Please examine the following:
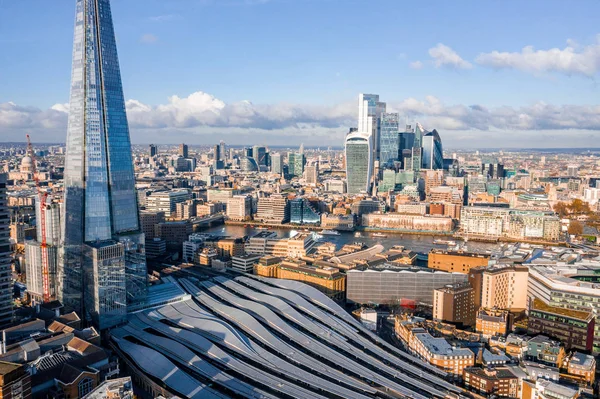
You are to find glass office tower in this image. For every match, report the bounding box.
[59,0,147,329]
[345,131,372,194]
[379,112,400,166]
[422,129,444,170]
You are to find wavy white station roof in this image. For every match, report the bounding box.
[201,278,449,398]
[112,275,463,399]
[112,338,227,399]
[240,274,461,394]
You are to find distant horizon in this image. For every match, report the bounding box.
[3,140,600,153]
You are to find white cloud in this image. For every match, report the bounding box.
[428,43,473,69]
[125,91,355,130]
[140,33,158,44]
[475,36,600,77]
[409,61,423,70]
[2,92,600,146]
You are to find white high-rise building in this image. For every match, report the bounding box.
[345,131,372,194]
[346,94,386,194]
[358,93,386,163]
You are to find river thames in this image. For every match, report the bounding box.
[199,224,499,255]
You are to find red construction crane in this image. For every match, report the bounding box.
[26,135,50,303]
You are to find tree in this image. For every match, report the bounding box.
[553,202,569,218]
[568,199,592,215]
[568,220,584,235]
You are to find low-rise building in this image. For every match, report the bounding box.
[476,308,513,337]
[522,379,578,399]
[395,320,474,377]
[564,352,596,386]
[362,212,454,232]
[463,367,519,398]
[232,254,262,273]
[526,335,566,367]
[254,258,345,301]
[320,214,355,231]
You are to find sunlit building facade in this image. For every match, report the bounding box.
[345,131,372,194]
[379,112,400,166]
[59,0,147,329]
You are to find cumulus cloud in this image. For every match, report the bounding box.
[125,91,355,130]
[428,43,473,69]
[475,36,600,77]
[1,92,599,146]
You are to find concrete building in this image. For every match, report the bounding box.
[255,195,289,223]
[460,206,560,241]
[481,264,529,311]
[320,214,355,231]
[528,263,600,353]
[305,164,319,185]
[231,254,262,273]
[428,249,490,273]
[0,362,31,399]
[361,213,454,232]
[145,190,192,217]
[245,231,317,259]
[155,221,193,251]
[528,298,595,353]
[139,211,165,240]
[254,258,346,301]
[207,188,240,204]
[433,283,476,327]
[226,195,253,221]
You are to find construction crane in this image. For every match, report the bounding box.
[26,135,50,303]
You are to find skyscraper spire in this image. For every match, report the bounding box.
[59,0,147,329]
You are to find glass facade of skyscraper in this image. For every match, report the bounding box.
[288,152,305,177]
[422,130,444,170]
[379,112,400,166]
[345,132,372,194]
[290,198,320,224]
[59,0,147,329]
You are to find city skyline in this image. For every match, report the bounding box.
[1,0,600,147]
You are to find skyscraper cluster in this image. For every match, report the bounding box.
[345,94,445,194]
[58,0,147,330]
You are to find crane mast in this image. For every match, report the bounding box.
[26,135,50,303]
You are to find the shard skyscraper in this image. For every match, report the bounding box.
[59,0,147,330]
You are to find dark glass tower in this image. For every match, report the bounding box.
[59,0,147,329]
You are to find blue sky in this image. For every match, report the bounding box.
[1,0,599,147]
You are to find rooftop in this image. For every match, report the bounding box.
[531,298,593,321]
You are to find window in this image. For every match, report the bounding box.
[78,377,94,398]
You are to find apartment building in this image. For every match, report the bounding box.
[433,283,476,327]
[481,264,529,311]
